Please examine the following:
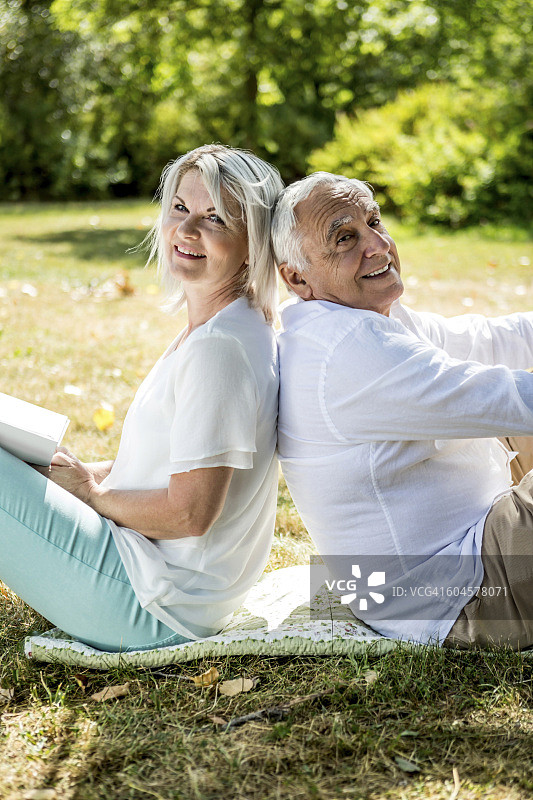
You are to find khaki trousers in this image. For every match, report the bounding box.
[444,436,533,650]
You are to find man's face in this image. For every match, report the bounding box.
[283,183,403,316]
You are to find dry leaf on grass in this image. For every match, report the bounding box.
[23,791,56,800]
[73,674,88,693]
[93,403,115,431]
[189,667,219,687]
[363,670,379,685]
[394,756,421,773]
[64,384,83,397]
[0,687,14,704]
[91,682,130,702]
[208,715,228,726]
[218,677,255,697]
[114,271,135,296]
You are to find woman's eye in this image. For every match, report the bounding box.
[208,214,225,225]
[172,202,187,212]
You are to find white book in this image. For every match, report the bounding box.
[0,392,70,466]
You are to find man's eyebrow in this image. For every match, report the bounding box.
[174,194,216,213]
[326,216,353,242]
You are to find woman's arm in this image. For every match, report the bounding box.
[39,448,233,540]
[88,466,233,539]
[84,460,114,484]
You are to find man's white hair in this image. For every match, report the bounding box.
[271,172,374,272]
[148,144,284,321]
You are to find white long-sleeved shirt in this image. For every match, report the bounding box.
[278,299,533,644]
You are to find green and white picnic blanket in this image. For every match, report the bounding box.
[26,565,530,669]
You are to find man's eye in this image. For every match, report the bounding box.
[337,233,352,243]
[369,217,381,227]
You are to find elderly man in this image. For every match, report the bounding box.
[272,171,533,649]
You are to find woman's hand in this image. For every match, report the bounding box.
[34,446,97,505]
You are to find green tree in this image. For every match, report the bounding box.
[2,0,530,199]
[0,0,80,198]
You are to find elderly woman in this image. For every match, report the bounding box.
[0,144,283,651]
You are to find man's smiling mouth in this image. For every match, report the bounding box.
[363,262,391,278]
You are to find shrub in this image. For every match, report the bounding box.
[308,82,532,226]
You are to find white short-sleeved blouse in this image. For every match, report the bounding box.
[102,297,279,639]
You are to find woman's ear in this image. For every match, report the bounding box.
[278,264,313,300]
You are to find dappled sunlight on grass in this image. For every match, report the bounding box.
[0,199,156,283]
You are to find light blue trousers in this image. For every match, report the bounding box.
[0,446,188,652]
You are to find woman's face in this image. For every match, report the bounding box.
[162,169,249,294]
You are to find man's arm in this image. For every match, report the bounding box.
[325,316,533,443]
[394,306,533,368]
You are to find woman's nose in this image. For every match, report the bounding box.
[178,214,200,239]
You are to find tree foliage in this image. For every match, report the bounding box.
[0,0,530,222]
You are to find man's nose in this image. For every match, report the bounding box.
[364,229,390,257]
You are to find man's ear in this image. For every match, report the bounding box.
[279,263,313,300]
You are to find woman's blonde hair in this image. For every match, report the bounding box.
[147,144,284,321]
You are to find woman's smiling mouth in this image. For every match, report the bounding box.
[175,244,206,259]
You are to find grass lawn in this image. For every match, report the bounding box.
[0,200,532,800]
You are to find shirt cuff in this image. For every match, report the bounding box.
[169,449,254,473]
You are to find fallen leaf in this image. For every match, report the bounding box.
[218,677,254,697]
[114,271,135,296]
[208,715,228,726]
[64,384,83,396]
[73,674,88,693]
[90,682,130,702]
[93,403,115,432]
[190,667,219,687]
[23,790,56,800]
[363,670,378,685]
[0,687,14,704]
[394,755,421,773]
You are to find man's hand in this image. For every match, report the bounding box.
[33,446,97,505]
